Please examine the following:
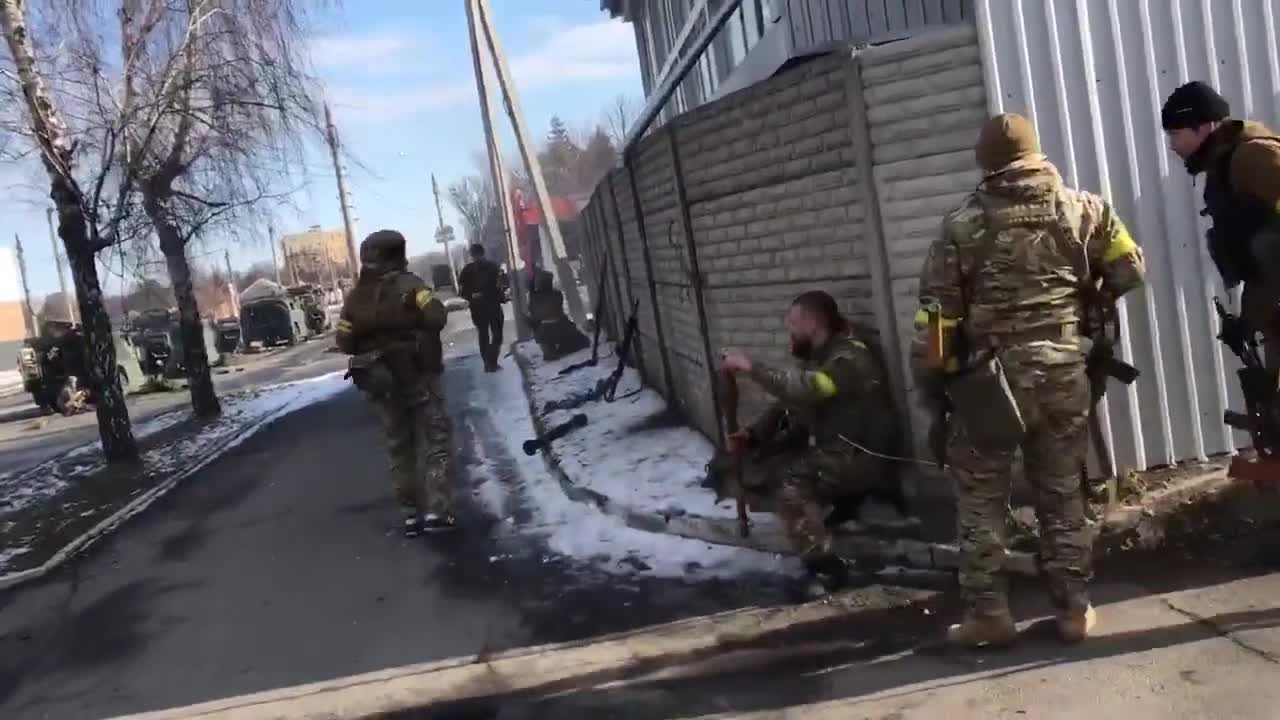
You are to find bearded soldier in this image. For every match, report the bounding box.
[336,230,458,536]
[721,290,905,598]
[914,114,1145,647]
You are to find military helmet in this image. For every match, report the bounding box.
[360,229,407,265]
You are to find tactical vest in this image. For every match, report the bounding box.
[345,271,442,377]
[1203,133,1280,286]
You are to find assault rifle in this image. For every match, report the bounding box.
[1080,288,1141,507]
[1213,297,1280,480]
[558,248,612,377]
[601,297,641,403]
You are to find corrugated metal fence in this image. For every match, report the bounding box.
[976,0,1280,470]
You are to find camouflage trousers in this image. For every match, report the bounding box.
[764,447,889,562]
[374,374,455,515]
[948,351,1093,616]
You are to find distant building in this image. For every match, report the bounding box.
[281,226,352,285]
[0,247,30,341]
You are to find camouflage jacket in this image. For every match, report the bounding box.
[747,327,900,457]
[911,157,1146,389]
[336,267,448,377]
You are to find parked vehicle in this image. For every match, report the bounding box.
[17,321,145,414]
[240,279,311,349]
[128,308,223,380]
[215,317,242,355]
[287,284,330,335]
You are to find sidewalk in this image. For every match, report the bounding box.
[513,341,1256,576]
[0,372,347,588]
[120,566,1280,719]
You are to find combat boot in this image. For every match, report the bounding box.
[1056,604,1097,644]
[946,611,1018,648]
[790,552,850,601]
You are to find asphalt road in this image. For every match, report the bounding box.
[0,313,794,720]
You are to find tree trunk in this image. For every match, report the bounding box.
[146,199,221,418]
[1,0,137,462]
[58,194,139,462]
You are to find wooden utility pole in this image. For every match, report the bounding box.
[14,234,35,337]
[465,0,530,340]
[45,208,77,323]
[324,102,360,278]
[224,249,239,317]
[268,223,282,284]
[431,174,460,290]
[474,0,567,275]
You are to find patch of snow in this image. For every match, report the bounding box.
[465,351,796,581]
[0,369,23,397]
[517,341,744,524]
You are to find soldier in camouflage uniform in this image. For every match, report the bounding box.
[336,230,458,537]
[1162,81,1280,368]
[913,114,1145,647]
[722,291,904,597]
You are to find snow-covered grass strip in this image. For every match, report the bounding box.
[468,348,795,581]
[515,342,745,523]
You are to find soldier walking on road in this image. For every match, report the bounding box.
[913,114,1145,648]
[458,243,506,372]
[720,291,905,600]
[337,230,458,537]
[1162,81,1280,368]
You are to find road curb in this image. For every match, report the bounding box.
[511,344,1237,578]
[113,586,937,720]
[0,380,349,591]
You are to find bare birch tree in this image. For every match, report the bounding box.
[118,0,322,417]
[602,93,639,150]
[447,175,495,247]
[0,0,144,460]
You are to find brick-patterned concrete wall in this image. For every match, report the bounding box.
[677,53,875,430]
[572,26,989,494]
[609,165,666,394]
[861,25,986,473]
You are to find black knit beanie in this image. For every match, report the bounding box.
[1161,81,1230,130]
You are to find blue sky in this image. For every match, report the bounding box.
[2,1,642,303]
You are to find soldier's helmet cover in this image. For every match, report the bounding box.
[975,113,1041,174]
[360,229,408,266]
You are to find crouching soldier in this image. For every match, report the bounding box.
[527,267,590,361]
[337,230,458,537]
[719,291,907,598]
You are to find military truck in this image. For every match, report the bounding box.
[240,279,311,349]
[286,284,330,335]
[128,308,223,381]
[17,321,145,414]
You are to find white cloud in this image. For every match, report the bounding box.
[327,19,639,126]
[310,29,429,69]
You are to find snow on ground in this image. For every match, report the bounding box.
[0,373,347,516]
[0,370,23,397]
[517,341,744,524]
[467,348,797,581]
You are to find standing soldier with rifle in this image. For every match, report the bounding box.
[913,114,1145,649]
[458,243,506,373]
[1162,82,1280,368]
[1162,82,1280,473]
[336,230,458,537]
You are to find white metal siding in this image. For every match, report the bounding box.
[975,0,1280,471]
